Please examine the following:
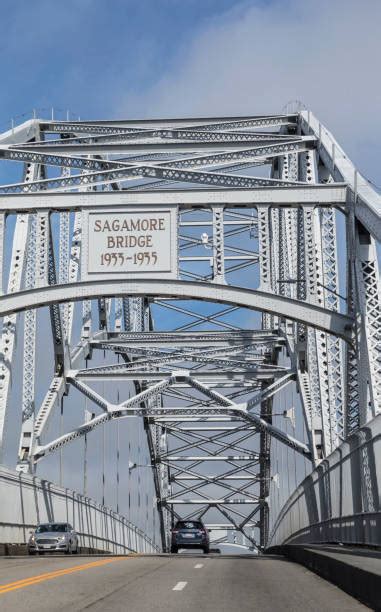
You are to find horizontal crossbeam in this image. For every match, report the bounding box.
[163,499,261,504]
[0,184,347,211]
[73,369,287,381]
[0,279,352,339]
[101,330,281,348]
[39,113,298,132]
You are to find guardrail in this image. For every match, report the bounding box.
[267,414,381,548]
[0,465,160,554]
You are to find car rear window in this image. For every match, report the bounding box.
[175,521,203,530]
[35,523,68,533]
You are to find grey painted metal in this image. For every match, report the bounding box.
[0,111,379,554]
[0,166,36,462]
[18,161,42,467]
[268,413,381,548]
[0,279,352,338]
[39,113,298,130]
[0,184,347,211]
[0,139,315,193]
[301,111,381,242]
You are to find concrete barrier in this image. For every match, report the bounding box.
[268,414,381,548]
[268,544,381,610]
[0,465,159,554]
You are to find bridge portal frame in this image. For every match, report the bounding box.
[0,110,379,551]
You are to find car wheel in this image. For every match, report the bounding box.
[38,551,45,555]
[73,543,79,554]
[65,544,72,554]
[170,546,178,554]
[28,550,35,556]
[203,547,209,554]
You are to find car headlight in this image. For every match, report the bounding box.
[29,535,35,543]
[58,536,66,541]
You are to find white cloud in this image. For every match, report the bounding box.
[120,0,381,182]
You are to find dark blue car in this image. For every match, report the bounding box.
[171,520,210,553]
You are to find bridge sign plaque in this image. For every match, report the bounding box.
[81,206,178,279]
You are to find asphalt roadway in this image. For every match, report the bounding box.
[0,553,368,611]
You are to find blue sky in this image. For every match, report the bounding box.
[0,0,247,123]
[1,0,380,185]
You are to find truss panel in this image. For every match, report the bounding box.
[0,111,378,550]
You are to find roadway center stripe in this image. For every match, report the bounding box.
[173,581,187,591]
[0,556,132,596]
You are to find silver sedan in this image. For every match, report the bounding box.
[28,522,79,555]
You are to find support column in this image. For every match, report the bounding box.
[259,391,272,549]
[18,213,38,468]
[354,221,381,423]
[257,205,274,329]
[66,212,82,344]
[212,206,225,283]
[59,211,70,335]
[0,162,38,463]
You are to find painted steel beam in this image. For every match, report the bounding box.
[0,279,352,339]
[0,138,313,182]
[34,398,310,460]
[300,111,381,241]
[170,427,257,432]
[162,455,259,462]
[0,184,347,212]
[24,128,310,145]
[172,475,259,481]
[39,114,297,133]
[7,139,309,155]
[0,148,311,193]
[102,330,281,348]
[0,119,39,145]
[163,499,261,505]
[73,369,287,381]
[35,115,298,140]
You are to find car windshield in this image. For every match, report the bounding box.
[175,521,203,530]
[35,524,69,533]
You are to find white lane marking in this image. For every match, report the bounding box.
[194,563,203,569]
[173,581,187,591]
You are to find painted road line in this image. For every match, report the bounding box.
[173,581,187,591]
[0,556,133,596]
[194,563,203,569]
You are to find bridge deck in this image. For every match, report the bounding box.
[0,554,366,611]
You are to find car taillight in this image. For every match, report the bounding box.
[172,530,178,535]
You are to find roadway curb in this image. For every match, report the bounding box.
[267,544,381,610]
[0,544,28,556]
[0,544,111,556]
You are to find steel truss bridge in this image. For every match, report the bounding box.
[0,110,379,552]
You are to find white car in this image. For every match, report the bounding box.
[28,522,79,555]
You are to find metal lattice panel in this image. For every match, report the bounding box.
[0,110,379,551]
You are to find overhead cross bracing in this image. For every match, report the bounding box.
[0,111,379,553]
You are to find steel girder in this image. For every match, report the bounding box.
[0,184,347,211]
[0,279,352,338]
[301,111,381,434]
[9,161,41,465]
[39,113,298,130]
[0,111,379,551]
[0,139,315,192]
[300,111,381,242]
